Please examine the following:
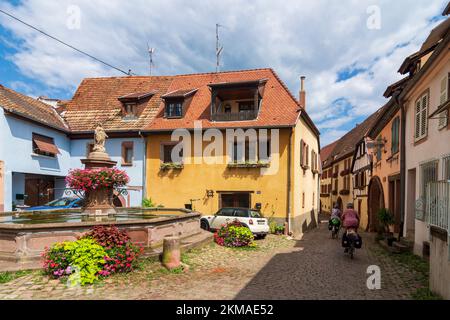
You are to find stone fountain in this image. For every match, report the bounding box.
[80,124,117,216]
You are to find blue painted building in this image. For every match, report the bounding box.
[0,85,71,211]
[0,83,153,211]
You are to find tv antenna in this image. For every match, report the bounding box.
[147,44,155,75]
[216,23,224,72]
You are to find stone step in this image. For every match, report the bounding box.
[141,230,214,258]
[377,238,411,254]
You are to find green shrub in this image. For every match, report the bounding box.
[142,198,164,208]
[142,198,156,208]
[214,221,255,247]
[43,238,107,286]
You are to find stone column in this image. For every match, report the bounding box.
[162,236,181,270]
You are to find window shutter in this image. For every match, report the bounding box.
[300,140,304,166]
[420,94,428,137]
[415,100,421,139]
[438,75,449,129]
[306,145,309,167]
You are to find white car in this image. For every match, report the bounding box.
[200,207,270,238]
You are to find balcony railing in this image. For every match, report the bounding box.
[212,110,258,121]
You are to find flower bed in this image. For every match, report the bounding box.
[214,221,255,247]
[65,167,129,192]
[42,225,143,286]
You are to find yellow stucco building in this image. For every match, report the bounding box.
[144,69,320,236]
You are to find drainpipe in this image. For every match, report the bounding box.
[139,131,147,205]
[286,129,293,235]
[395,91,406,241]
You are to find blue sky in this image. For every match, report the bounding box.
[0,0,448,145]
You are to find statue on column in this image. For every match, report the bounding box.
[93,123,108,153]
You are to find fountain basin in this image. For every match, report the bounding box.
[0,208,202,271]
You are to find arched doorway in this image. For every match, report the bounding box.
[368,176,385,232]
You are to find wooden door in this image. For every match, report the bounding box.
[220,192,251,208]
[25,176,55,206]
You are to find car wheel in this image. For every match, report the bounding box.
[200,220,210,231]
[259,234,267,240]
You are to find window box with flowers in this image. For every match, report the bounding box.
[340,169,350,176]
[332,172,338,178]
[227,161,270,168]
[339,189,350,195]
[320,193,330,197]
[160,162,184,171]
[332,190,338,195]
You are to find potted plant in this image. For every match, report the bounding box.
[377,208,395,245]
[274,224,285,235]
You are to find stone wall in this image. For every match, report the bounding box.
[429,227,450,299]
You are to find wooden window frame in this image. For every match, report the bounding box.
[165,99,184,118]
[121,141,134,166]
[160,142,183,164]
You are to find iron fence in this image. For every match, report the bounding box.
[426,181,450,260]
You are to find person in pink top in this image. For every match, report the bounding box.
[341,202,360,230]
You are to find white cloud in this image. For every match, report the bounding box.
[0,0,448,144]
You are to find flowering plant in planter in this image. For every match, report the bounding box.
[42,226,144,285]
[65,167,129,192]
[81,225,144,276]
[214,221,255,247]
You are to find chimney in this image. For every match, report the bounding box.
[299,76,306,109]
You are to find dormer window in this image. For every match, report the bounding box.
[124,103,137,118]
[161,89,197,119]
[166,101,183,118]
[209,79,267,122]
[118,90,156,120]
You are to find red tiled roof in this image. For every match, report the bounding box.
[118,90,157,101]
[63,76,173,132]
[325,105,388,165]
[147,68,302,130]
[63,68,319,135]
[0,84,68,132]
[320,141,338,164]
[161,88,198,99]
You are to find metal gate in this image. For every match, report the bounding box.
[426,181,450,260]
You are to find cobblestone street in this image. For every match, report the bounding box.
[0,221,428,300]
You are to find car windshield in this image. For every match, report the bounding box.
[249,210,262,218]
[45,198,75,207]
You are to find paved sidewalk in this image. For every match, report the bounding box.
[0,222,426,300]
